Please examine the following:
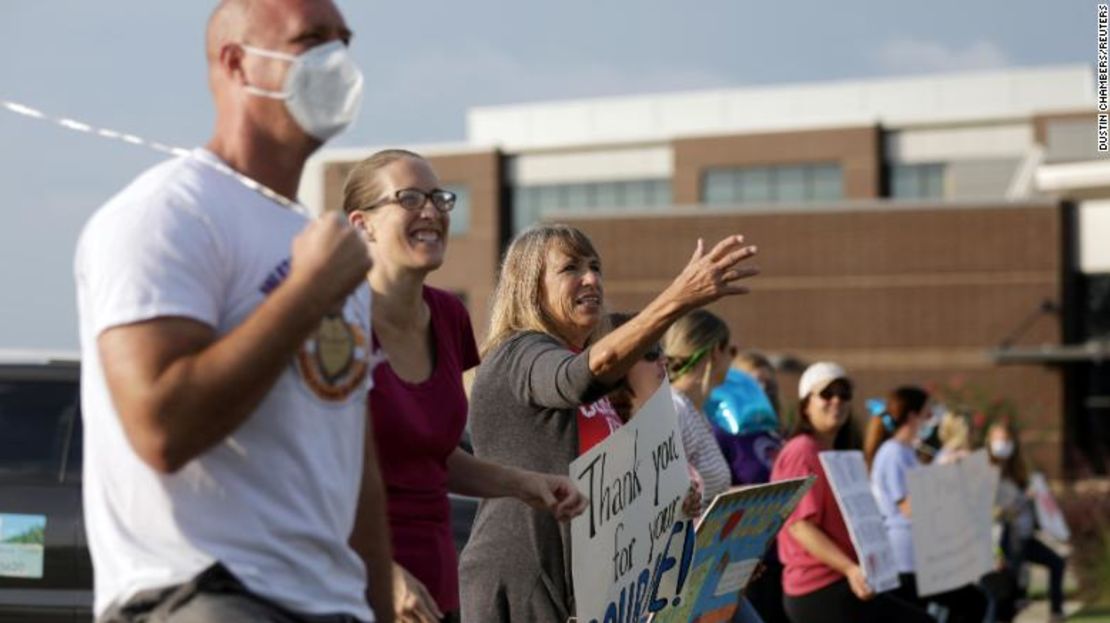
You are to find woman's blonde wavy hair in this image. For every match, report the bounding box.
[482,224,604,356]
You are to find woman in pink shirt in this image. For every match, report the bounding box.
[771,362,930,623]
[344,150,589,623]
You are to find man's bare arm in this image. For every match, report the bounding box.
[98,213,370,473]
[351,408,395,623]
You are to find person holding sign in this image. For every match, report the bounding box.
[662,311,767,623]
[865,387,988,623]
[343,150,593,623]
[604,311,705,521]
[458,224,758,623]
[989,421,1067,623]
[770,364,930,623]
[935,409,973,465]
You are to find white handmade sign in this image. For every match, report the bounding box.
[570,379,694,623]
[1030,472,1070,542]
[907,450,998,597]
[819,451,901,593]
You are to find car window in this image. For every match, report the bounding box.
[66,415,83,484]
[0,380,79,484]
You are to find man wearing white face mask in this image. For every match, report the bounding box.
[74,0,394,622]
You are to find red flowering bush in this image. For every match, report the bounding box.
[1055,481,1110,605]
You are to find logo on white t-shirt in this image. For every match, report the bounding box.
[295,313,369,402]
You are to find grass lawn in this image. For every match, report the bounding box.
[1073,606,1110,622]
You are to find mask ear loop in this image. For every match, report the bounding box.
[239,45,298,99]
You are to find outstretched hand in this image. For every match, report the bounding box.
[664,235,758,313]
[518,472,590,521]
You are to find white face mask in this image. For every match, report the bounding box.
[241,40,364,141]
[991,439,1014,459]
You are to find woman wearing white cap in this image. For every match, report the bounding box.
[770,363,930,623]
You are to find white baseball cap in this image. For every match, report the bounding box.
[798,361,850,399]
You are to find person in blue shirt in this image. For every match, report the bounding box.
[865,386,988,623]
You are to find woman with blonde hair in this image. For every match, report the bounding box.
[935,409,972,465]
[459,223,759,623]
[662,309,735,511]
[344,150,592,623]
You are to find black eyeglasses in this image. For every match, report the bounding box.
[819,384,853,402]
[363,188,456,213]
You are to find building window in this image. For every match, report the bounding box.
[703,170,736,204]
[444,184,470,235]
[776,165,807,202]
[700,163,843,205]
[811,164,844,200]
[889,163,945,199]
[511,179,672,233]
[739,167,773,203]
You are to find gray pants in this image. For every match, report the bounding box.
[98,564,367,623]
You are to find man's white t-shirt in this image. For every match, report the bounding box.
[75,148,375,621]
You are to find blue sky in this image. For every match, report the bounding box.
[0,0,1090,350]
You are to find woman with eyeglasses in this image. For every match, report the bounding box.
[343,150,589,623]
[770,364,931,623]
[459,224,758,623]
[865,387,988,623]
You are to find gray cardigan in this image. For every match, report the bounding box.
[458,331,611,623]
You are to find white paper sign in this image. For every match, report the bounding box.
[962,450,1000,574]
[1030,472,1070,542]
[571,379,693,623]
[819,451,901,593]
[907,450,998,597]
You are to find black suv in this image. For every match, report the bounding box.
[0,352,477,622]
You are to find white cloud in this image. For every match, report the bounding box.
[876,37,1010,74]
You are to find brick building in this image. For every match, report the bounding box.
[303,64,1108,478]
